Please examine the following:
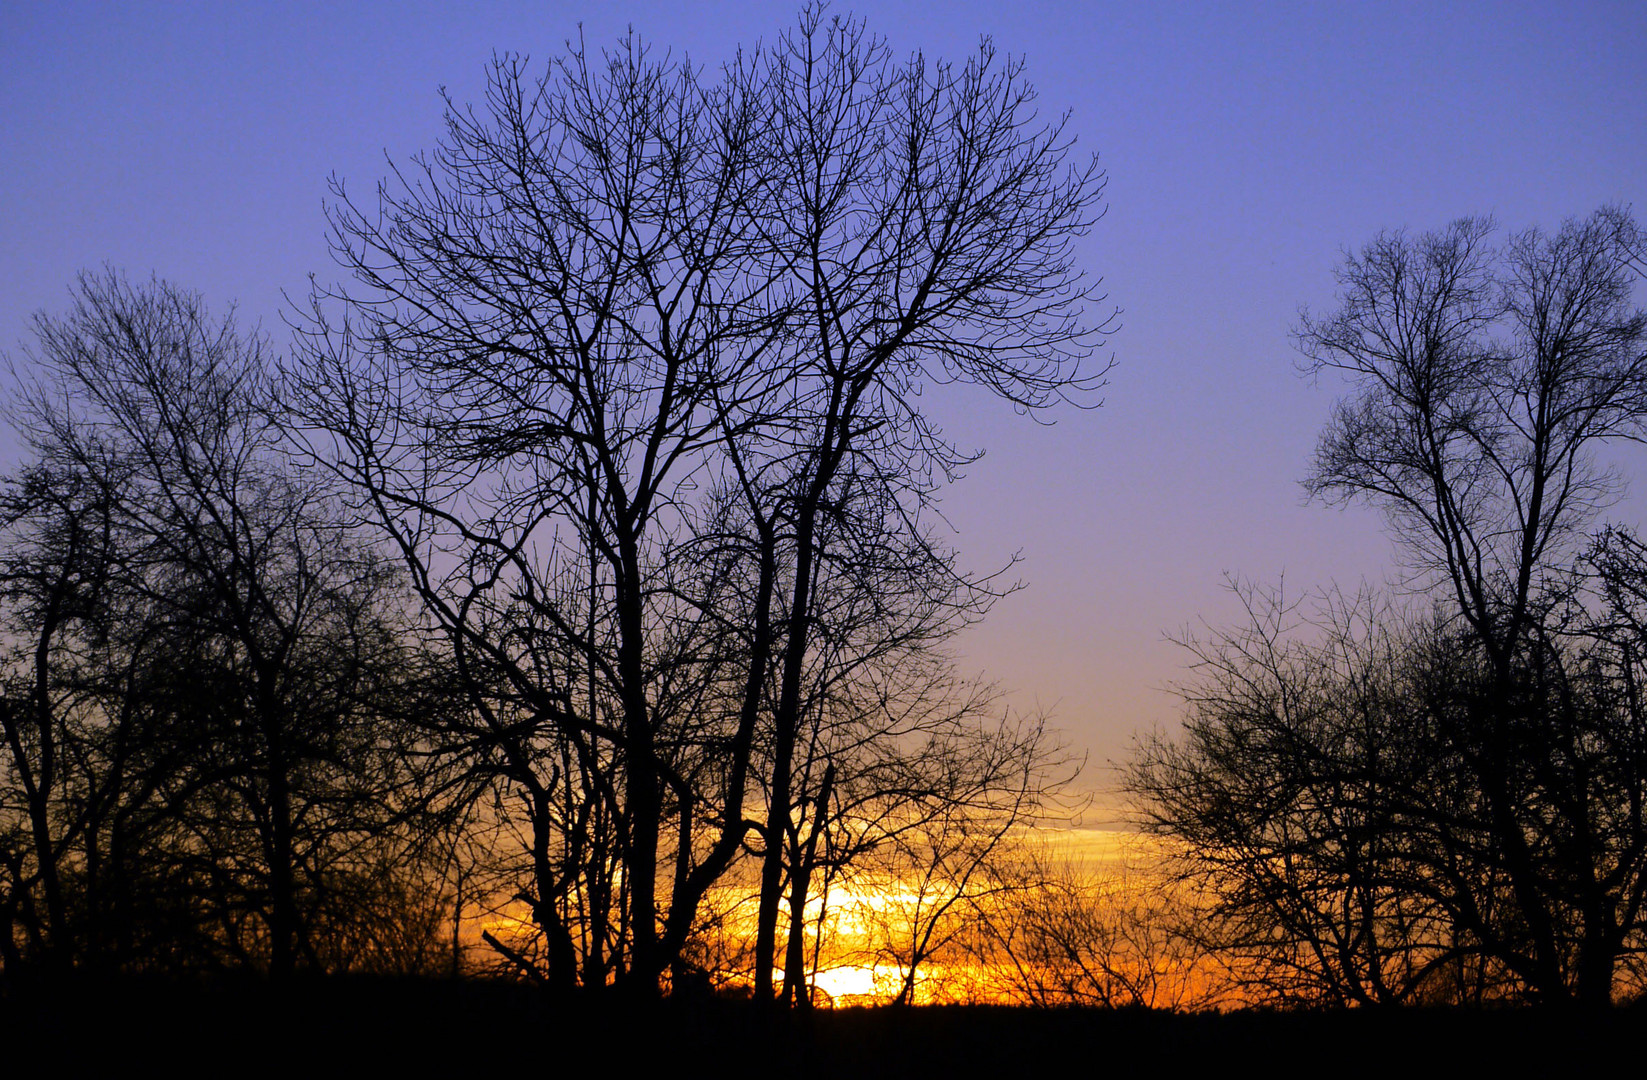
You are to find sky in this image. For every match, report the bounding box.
[3,1,1643,815]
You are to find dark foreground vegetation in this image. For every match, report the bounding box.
[2,975,1640,1074]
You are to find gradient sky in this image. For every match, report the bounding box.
[4,1,1643,813]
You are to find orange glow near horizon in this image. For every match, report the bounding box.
[462,826,1223,1008]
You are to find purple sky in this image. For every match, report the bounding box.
[4,1,1643,813]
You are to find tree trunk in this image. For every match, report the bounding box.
[782,763,832,1008]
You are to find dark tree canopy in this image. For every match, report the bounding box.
[1134,207,1647,1007]
[0,271,446,978]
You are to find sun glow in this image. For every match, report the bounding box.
[460,827,1216,1007]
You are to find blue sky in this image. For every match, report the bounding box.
[4,1,1643,806]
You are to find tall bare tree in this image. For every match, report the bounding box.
[288,6,1110,999]
[734,9,1110,1002]
[1298,207,1647,1003]
[289,34,792,993]
[1133,207,1647,1007]
[1,270,435,978]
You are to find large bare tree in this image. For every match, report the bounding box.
[1133,208,1647,1007]
[288,6,1111,999]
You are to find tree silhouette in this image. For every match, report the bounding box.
[0,271,441,977]
[1132,208,1647,1006]
[288,5,1109,998]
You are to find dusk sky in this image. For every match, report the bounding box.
[4,1,1643,814]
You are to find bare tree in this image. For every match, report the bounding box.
[818,705,1073,1006]
[734,8,1110,1002]
[0,462,118,970]
[1300,210,1647,662]
[1298,207,1647,1004]
[288,30,796,994]
[961,836,1222,1011]
[1132,208,1647,1008]
[0,270,436,978]
[288,5,1110,1000]
[1132,575,1647,1007]
[1130,585,1485,1006]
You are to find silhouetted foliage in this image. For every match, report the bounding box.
[0,271,448,978]
[0,6,1110,1001]
[1131,208,1647,1007]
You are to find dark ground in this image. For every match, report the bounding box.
[1,976,1637,1075]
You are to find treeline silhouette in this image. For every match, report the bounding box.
[1,8,1107,999]
[1132,208,1647,1008]
[0,272,457,978]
